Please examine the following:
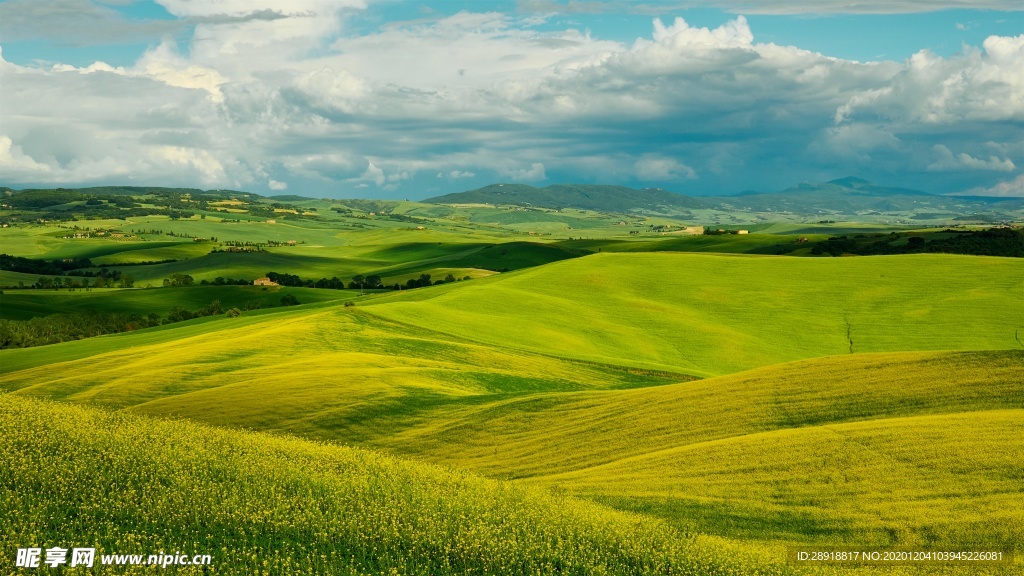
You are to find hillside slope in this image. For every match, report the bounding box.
[369,350,1024,478]
[364,252,1024,376]
[0,305,686,442]
[0,395,790,576]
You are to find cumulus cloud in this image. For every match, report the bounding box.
[268,179,288,190]
[634,155,697,181]
[135,41,227,101]
[0,135,53,179]
[439,170,477,180]
[504,162,547,182]
[356,161,386,187]
[2,7,1022,196]
[928,144,1016,172]
[517,0,1024,15]
[835,35,1024,125]
[966,174,1024,197]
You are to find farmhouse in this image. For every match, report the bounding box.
[253,277,279,286]
[737,230,749,235]
[266,219,276,224]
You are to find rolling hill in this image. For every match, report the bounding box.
[0,395,790,576]
[426,178,1023,221]
[426,183,707,213]
[364,252,1024,376]
[2,247,1021,572]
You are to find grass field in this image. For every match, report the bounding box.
[0,285,351,321]
[0,395,797,576]
[2,215,1021,575]
[547,409,1024,551]
[364,252,1024,376]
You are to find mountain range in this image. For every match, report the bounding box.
[426,177,1022,221]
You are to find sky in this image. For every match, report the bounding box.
[1,0,1022,199]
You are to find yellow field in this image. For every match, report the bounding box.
[2,250,1021,574]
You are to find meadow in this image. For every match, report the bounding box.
[1,196,1021,574]
[0,395,800,576]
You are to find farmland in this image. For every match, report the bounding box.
[1,187,1022,575]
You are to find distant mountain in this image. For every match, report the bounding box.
[425,183,707,212]
[2,186,261,199]
[715,178,1020,215]
[427,178,1021,220]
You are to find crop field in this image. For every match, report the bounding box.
[1,204,1022,575]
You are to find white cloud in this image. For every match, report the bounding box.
[0,135,53,178]
[147,145,227,184]
[640,1,1024,14]
[816,124,901,161]
[962,174,1024,197]
[2,8,1022,196]
[504,162,547,181]
[268,179,288,190]
[516,0,1024,14]
[634,155,697,181]
[134,41,227,102]
[358,161,386,187]
[836,35,1024,125]
[928,144,1016,172]
[438,169,477,180]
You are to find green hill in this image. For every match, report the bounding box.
[550,409,1024,550]
[364,350,1024,478]
[0,285,349,321]
[425,179,1024,221]
[0,395,791,576]
[2,249,1022,571]
[0,305,687,438]
[426,183,706,212]
[364,252,1024,376]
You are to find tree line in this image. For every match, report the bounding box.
[265,271,467,291]
[0,301,228,349]
[810,227,1023,257]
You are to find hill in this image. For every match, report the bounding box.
[426,179,1024,222]
[3,312,1021,553]
[2,251,1023,563]
[364,252,1024,376]
[0,395,788,575]
[426,183,707,213]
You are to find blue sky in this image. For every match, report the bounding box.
[1,0,1022,198]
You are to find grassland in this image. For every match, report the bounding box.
[548,409,1024,551]
[364,252,1024,376]
[2,271,1021,563]
[0,306,686,437]
[0,285,349,321]
[1,201,1021,574]
[1,394,798,576]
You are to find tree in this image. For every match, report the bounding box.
[165,306,194,323]
[119,274,135,288]
[280,294,300,306]
[350,274,366,294]
[163,273,195,287]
